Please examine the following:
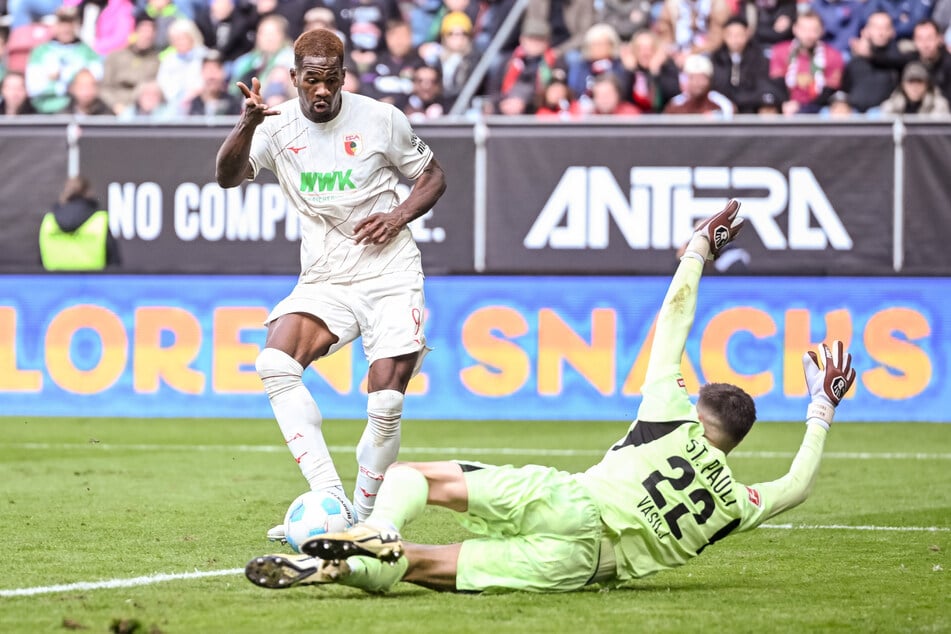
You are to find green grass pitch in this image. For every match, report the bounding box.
[0,417,947,633]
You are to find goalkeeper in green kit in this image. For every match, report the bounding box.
[245,199,858,594]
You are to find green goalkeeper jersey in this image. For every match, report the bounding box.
[575,256,828,581]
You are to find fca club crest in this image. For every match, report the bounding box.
[344,133,362,156]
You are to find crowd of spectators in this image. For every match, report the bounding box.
[1,0,950,120]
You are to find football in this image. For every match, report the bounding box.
[283,489,356,553]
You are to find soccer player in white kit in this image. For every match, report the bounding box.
[215,29,447,537]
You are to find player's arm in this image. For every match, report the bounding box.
[354,108,447,246]
[637,201,744,422]
[738,341,857,528]
[354,158,446,246]
[393,157,447,226]
[216,78,279,188]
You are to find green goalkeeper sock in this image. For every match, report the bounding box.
[365,464,428,532]
[340,556,409,594]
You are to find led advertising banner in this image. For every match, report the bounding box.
[0,275,943,422]
[76,124,475,274]
[3,120,951,275]
[485,123,896,275]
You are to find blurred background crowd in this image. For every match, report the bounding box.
[0,0,950,120]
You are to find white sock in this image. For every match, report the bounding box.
[353,389,403,521]
[256,348,342,491]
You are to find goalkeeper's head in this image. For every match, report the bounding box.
[696,383,757,454]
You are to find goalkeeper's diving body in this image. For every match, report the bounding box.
[245,200,858,594]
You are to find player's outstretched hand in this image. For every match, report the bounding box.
[237,77,280,124]
[802,340,857,427]
[689,199,745,261]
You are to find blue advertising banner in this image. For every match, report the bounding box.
[0,275,944,422]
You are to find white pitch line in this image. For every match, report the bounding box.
[3,443,951,460]
[2,522,947,598]
[6,442,596,457]
[734,451,951,460]
[761,523,950,533]
[0,568,243,598]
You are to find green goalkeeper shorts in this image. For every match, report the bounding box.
[453,462,604,593]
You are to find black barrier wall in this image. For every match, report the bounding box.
[76,123,475,275]
[484,122,895,275]
[0,117,948,275]
[901,124,951,276]
[0,124,70,270]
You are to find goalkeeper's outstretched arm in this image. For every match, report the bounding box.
[634,201,744,425]
[643,257,704,385]
[643,200,745,385]
[743,341,857,525]
[748,423,828,521]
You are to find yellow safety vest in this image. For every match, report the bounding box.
[39,210,109,271]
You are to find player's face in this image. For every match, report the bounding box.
[292,56,345,123]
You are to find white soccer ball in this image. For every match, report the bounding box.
[283,489,356,553]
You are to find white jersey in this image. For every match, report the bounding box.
[248,91,434,283]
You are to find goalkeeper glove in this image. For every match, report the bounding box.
[684,199,745,263]
[802,340,857,429]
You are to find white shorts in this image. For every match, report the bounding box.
[267,271,429,370]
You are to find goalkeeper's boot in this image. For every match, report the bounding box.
[301,523,404,563]
[245,553,350,589]
[266,524,286,544]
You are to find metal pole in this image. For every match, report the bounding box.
[473,117,488,272]
[892,118,905,273]
[66,121,81,178]
[449,0,532,116]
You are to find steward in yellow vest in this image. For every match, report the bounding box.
[39,177,119,271]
